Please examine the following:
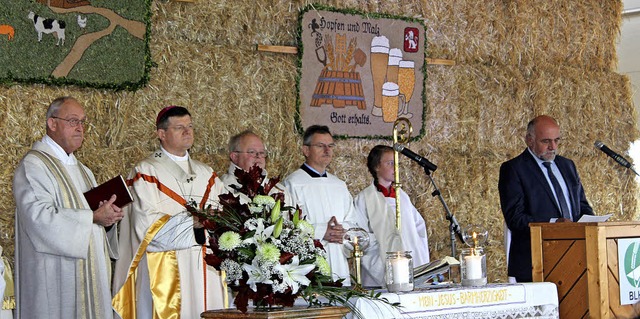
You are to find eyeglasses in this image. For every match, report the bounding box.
[51,116,87,127]
[233,150,268,159]
[305,143,336,149]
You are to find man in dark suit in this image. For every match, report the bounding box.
[499,115,593,282]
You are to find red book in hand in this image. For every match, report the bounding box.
[83,175,133,211]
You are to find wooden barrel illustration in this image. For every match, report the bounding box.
[310,69,366,109]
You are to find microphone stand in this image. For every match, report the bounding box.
[424,167,464,282]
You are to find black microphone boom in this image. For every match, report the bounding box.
[594,140,632,168]
[393,144,438,171]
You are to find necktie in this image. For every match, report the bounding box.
[542,162,571,220]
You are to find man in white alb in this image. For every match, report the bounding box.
[284,125,360,285]
[113,106,226,319]
[13,96,123,319]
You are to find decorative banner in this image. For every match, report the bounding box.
[298,6,426,138]
[0,0,151,90]
[618,238,640,305]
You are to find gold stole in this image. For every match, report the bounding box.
[112,215,177,319]
[28,150,107,319]
[113,171,218,319]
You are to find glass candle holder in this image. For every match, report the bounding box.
[460,247,487,286]
[385,251,414,292]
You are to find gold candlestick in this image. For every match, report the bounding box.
[353,236,363,285]
[344,228,369,288]
[392,117,412,231]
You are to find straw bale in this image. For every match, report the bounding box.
[0,0,635,284]
[421,0,621,70]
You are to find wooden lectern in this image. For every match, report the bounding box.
[530,221,640,319]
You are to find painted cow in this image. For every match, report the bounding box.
[0,25,14,41]
[28,11,65,46]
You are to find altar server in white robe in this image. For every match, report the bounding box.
[112,106,226,319]
[13,96,123,319]
[284,125,361,286]
[354,145,430,287]
[220,130,290,206]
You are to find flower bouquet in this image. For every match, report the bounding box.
[189,166,378,314]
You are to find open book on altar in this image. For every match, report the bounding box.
[413,256,459,287]
[83,175,133,210]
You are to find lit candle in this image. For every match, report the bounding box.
[464,255,483,280]
[391,256,411,284]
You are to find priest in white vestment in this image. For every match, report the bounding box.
[284,125,362,286]
[220,130,290,206]
[112,106,225,319]
[354,145,430,287]
[13,97,123,319]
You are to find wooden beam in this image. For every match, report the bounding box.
[585,225,611,318]
[530,224,545,282]
[256,45,298,54]
[426,58,456,66]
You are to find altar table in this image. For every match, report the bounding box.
[350,282,559,319]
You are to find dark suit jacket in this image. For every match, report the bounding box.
[498,149,593,282]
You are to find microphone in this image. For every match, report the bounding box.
[594,141,632,168]
[393,144,438,171]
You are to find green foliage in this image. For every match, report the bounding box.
[68,26,146,84]
[0,0,152,91]
[301,284,401,319]
[91,0,148,21]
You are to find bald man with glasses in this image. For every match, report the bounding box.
[13,96,123,318]
[220,130,290,205]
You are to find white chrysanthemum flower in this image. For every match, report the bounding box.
[297,220,315,237]
[219,231,242,251]
[252,195,276,208]
[315,255,331,277]
[256,243,281,263]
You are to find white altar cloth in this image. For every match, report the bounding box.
[349,282,559,319]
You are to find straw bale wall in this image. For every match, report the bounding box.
[0,0,636,284]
